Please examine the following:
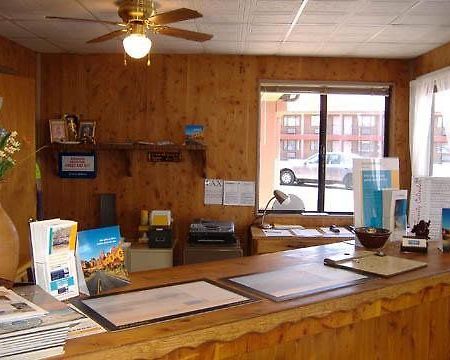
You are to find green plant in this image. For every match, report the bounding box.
[0,128,20,179]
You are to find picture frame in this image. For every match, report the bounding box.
[78,121,96,143]
[49,119,68,143]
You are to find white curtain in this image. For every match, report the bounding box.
[409,78,434,176]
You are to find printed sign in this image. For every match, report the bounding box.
[58,152,97,178]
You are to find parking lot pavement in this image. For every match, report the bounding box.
[279,183,354,212]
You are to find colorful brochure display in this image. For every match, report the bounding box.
[77,226,130,296]
[30,219,79,300]
[353,158,400,228]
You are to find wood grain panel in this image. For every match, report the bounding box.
[412,41,450,78]
[0,36,36,78]
[38,54,410,262]
[0,74,36,265]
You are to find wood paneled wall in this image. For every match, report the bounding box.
[0,37,36,78]
[0,37,36,266]
[0,75,36,265]
[412,41,450,78]
[39,54,410,262]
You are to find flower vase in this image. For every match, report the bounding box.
[0,200,19,284]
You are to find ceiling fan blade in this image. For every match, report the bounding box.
[149,8,202,25]
[157,27,213,42]
[46,16,126,27]
[87,29,127,44]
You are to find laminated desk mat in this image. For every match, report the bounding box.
[324,251,427,277]
[224,263,369,302]
[70,279,257,331]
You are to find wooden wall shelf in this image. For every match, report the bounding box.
[49,142,207,177]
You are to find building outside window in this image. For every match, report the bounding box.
[259,83,389,213]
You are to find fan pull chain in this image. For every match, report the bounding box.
[147,53,151,66]
[123,52,127,66]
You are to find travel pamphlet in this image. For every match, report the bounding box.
[30,219,79,300]
[77,225,130,296]
[441,208,450,252]
[353,158,400,228]
[381,189,408,241]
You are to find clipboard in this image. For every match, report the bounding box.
[324,250,427,277]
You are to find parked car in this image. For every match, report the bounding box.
[279,152,360,189]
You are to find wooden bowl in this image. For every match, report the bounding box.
[354,227,391,249]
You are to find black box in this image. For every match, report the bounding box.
[149,227,172,248]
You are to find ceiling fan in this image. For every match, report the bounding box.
[46,0,213,62]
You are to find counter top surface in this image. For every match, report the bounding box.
[64,241,450,359]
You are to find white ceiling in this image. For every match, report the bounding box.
[0,0,449,59]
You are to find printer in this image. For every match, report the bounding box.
[189,219,236,245]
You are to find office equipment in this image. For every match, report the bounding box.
[149,210,172,248]
[184,243,243,264]
[189,219,236,245]
[401,236,428,253]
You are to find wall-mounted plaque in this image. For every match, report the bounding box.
[58,152,97,178]
[148,150,182,162]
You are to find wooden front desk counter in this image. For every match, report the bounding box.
[64,242,450,359]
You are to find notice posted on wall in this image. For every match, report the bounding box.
[204,179,224,205]
[223,181,255,206]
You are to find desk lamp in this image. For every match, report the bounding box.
[260,190,290,229]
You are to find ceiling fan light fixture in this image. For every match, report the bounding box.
[123,33,152,59]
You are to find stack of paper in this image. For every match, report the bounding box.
[30,219,79,300]
[0,286,84,359]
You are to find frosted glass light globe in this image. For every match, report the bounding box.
[123,34,152,59]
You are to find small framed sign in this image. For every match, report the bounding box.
[58,152,97,178]
[148,150,182,162]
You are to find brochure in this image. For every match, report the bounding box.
[441,208,450,252]
[353,158,400,228]
[381,189,408,241]
[77,225,130,296]
[30,219,79,300]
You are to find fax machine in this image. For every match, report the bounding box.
[189,219,236,245]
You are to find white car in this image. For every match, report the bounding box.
[279,152,360,189]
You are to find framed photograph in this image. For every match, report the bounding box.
[49,119,67,143]
[78,121,96,143]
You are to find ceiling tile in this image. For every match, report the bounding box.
[371,25,450,44]
[299,12,347,25]
[329,25,384,42]
[15,19,111,41]
[304,0,359,13]
[288,24,337,42]
[353,42,442,58]
[0,0,91,20]
[244,41,280,55]
[346,14,398,25]
[255,1,300,12]
[0,20,34,37]
[278,41,322,55]
[203,41,240,54]
[11,37,62,53]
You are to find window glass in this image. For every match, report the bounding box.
[432,90,450,176]
[258,86,388,213]
[324,94,385,212]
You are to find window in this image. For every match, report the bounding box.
[283,115,300,127]
[259,83,389,213]
[431,90,450,176]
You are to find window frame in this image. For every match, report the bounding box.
[257,81,392,214]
